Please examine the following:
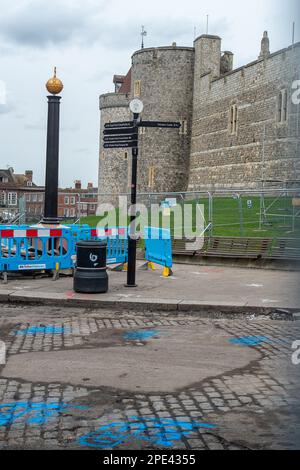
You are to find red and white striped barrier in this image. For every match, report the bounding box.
[0,229,63,238]
[91,228,126,237]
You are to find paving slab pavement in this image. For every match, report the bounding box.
[0,262,299,313]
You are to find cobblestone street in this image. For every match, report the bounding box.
[0,304,299,450]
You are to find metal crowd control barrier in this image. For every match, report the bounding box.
[0,227,74,283]
[144,227,173,277]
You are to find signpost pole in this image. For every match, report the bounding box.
[126,112,139,287]
[103,101,180,289]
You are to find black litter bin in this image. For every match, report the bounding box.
[74,240,108,294]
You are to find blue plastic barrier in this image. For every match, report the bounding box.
[68,226,128,266]
[0,227,74,274]
[1,225,171,279]
[144,227,173,269]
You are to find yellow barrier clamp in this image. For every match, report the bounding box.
[148,262,156,271]
[162,267,170,278]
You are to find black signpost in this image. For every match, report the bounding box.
[104,142,137,149]
[126,113,139,287]
[139,121,181,129]
[105,121,133,129]
[103,104,181,287]
[104,135,134,142]
[103,128,134,135]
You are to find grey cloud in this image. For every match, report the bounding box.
[0,0,230,52]
[94,17,231,51]
[0,0,100,47]
[0,103,15,114]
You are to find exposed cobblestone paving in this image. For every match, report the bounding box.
[0,304,299,450]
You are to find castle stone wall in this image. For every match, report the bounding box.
[98,36,300,201]
[189,43,300,190]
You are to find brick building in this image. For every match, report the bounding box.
[0,168,97,223]
[0,168,44,222]
[98,32,300,197]
[58,181,98,219]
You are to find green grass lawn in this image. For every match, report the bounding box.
[69,196,300,239]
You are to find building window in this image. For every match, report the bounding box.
[230,105,238,134]
[27,181,33,187]
[64,196,69,205]
[139,127,146,135]
[64,208,69,217]
[148,166,155,189]
[0,192,6,206]
[26,194,31,203]
[32,194,37,202]
[7,192,17,206]
[70,196,76,205]
[38,194,43,202]
[124,152,128,160]
[278,89,288,123]
[134,80,141,98]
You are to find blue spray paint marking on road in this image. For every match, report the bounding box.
[78,416,216,449]
[15,325,69,336]
[123,330,161,342]
[0,401,87,426]
[229,336,273,347]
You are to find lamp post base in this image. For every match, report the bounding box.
[41,217,60,225]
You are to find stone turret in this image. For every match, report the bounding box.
[220,51,234,75]
[259,31,270,59]
[194,35,221,79]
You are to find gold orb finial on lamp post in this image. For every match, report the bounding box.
[46,67,63,95]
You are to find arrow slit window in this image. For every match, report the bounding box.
[148,166,155,189]
[179,120,188,135]
[230,105,238,134]
[134,80,141,98]
[277,89,288,123]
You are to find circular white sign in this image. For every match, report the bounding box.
[129,99,144,114]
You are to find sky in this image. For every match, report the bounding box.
[0,0,299,188]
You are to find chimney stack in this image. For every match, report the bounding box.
[25,170,33,182]
[75,180,82,190]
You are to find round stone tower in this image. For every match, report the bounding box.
[98,44,195,198]
[131,46,194,193]
[98,92,131,196]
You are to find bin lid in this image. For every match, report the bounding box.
[76,240,107,248]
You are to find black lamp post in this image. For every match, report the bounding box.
[42,67,63,225]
